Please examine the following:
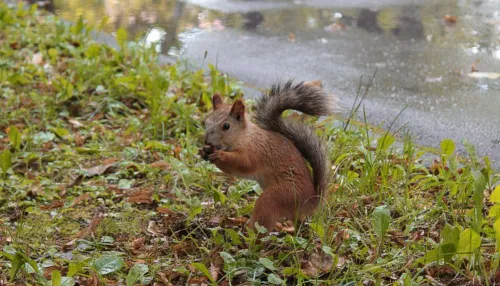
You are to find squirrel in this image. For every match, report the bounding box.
[199,80,337,232]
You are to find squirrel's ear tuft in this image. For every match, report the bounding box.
[212,93,223,110]
[230,99,245,121]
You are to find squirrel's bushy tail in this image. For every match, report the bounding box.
[254,80,338,196]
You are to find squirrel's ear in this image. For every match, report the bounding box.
[230,99,245,121]
[212,93,223,110]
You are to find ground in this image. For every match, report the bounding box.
[1,4,500,286]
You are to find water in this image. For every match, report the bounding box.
[18,0,500,167]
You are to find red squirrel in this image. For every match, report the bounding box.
[199,81,337,232]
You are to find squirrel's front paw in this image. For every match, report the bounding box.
[208,150,224,162]
[199,145,214,161]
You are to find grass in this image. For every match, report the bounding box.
[1,3,500,286]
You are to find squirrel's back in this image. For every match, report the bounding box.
[254,81,337,196]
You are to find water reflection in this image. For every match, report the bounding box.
[28,0,499,71]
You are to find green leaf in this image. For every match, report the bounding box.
[67,261,86,277]
[457,228,481,260]
[441,223,459,246]
[0,149,12,175]
[259,257,277,271]
[116,28,128,49]
[92,256,124,275]
[377,134,395,151]
[126,263,149,286]
[225,229,242,246]
[309,222,325,240]
[191,263,214,283]
[267,273,284,284]
[212,187,227,204]
[220,252,236,270]
[490,185,500,203]
[494,219,500,250]
[440,139,455,156]
[372,205,391,238]
[321,245,334,257]
[51,270,62,286]
[60,277,75,286]
[490,205,500,220]
[8,125,21,150]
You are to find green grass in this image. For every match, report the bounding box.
[1,3,500,286]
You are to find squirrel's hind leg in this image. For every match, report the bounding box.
[248,187,306,232]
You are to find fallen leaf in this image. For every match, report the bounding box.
[443,15,457,25]
[126,187,153,204]
[174,145,182,159]
[301,260,318,277]
[40,200,64,210]
[74,133,85,146]
[471,59,479,73]
[209,264,219,282]
[32,53,43,65]
[156,207,173,214]
[150,160,171,171]
[84,163,117,177]
[70,193,91,207]
[147,221,162,236]
[224,217,247,227]
[188,277,208,285]
[157,272,173,286]
[67,206,106,247]
[308,250,333,273]
[68,118,84,128]
[130,237,146,251]
[207,216,222,227]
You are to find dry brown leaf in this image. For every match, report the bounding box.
[156,207,173,214]
[84,163,117,177]
[147,221,162,236]
[188,276,207,285]
[157,272,173,286]
[471,59,479,73]
[130,237,146,251]
[126,188,153,204]
[443,15,457,25]
[40,200,64,210]
[308,250,333,273]
[66,206,106,247]
[150,160,171,171]
[70,193,91,207]
[174,145,182,159]
[68,118,84,128]
[209,264,219,282]
[301,260,318,277]
[224,217,248,227]
[32,53,43,65]
[207,216,222,227]
[74,133,85,146]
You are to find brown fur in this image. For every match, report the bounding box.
[200,89,329,232]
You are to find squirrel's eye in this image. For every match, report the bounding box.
[222,123,230,131]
